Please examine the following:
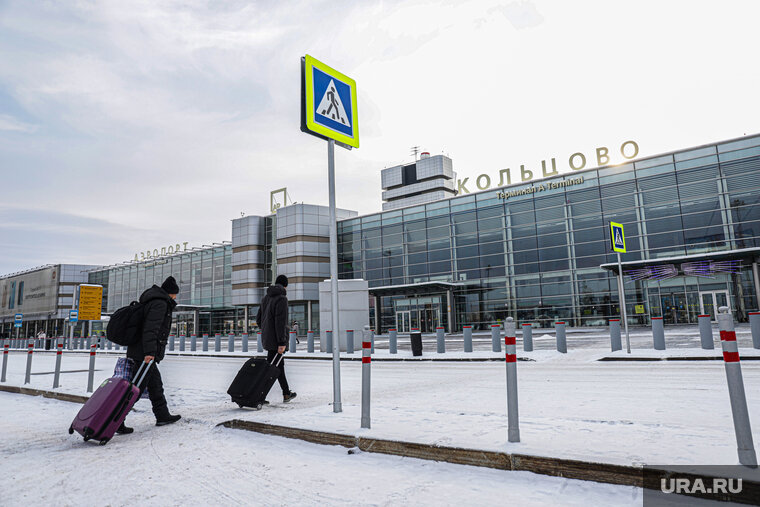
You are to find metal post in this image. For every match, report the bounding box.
[179,335,186,352]
[289,331,297,353]
[609,319,622,352]
[257,331,263,353]
[522,324,533,352]
[361,326,371,429]
[325,330,333,353]
[346,330,354,354]
[307,330,314,353]
[698,314,715,350]
[717,306,757,467]
[191,334,198,352]
[53,341,63,389]
[555,321,567,353]
[228,333,235,353]
[215,333,221,352]
[491,324,501,352]
[389,328,397,354]
[436,326,445,353]
[327,139,342,413]
[750,312,760,350]
[617,252,631,353]
[652,317,666,350]
[463,326,473,353]
[504,318,520,443]
[24,339,33,384]
[1,340,9,382]
[169,335,175,352]
[202,334,209,352]
[241,334,248,353]
[86,341,96,393]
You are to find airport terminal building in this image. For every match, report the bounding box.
[2,133,759,336]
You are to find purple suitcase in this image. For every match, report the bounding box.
[69,360,153,445]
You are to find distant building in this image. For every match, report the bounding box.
[381,153,456,210]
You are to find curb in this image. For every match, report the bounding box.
[0,384,89,404]
[599,356,760,362]
[219,419,642,487]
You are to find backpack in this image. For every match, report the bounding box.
[106,301,145,346]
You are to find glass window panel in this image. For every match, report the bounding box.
[479,240,504,255]
[637,173,677,191]
[639,187,680,206]
[428,249,451,261]
[427,225,451,240]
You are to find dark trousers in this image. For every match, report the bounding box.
[134,362,169,420]
[266,350,290,395]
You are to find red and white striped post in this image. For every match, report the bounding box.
[53,340,64,388]
[24,339,34,384]
[361,326,372,429]
[1,339,9,382]
[717,306,757,467]
[504,317,520,442]
[86,341,97,393]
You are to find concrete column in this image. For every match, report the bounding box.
[243,306,249,335]
[374,295,382,335]
[307,301,312,335]
[446,289,454,334]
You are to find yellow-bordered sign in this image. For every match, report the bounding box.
[78,284,103,321]
[610,222,626,253]
[301,55,359,148]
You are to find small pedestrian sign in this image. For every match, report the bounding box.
[610,222,626,253]
[301,54,359,148]
[14,313,22,328]
[69,310,78,323]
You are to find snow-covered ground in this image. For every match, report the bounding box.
[1,393,642,506]
[2,347,759,470]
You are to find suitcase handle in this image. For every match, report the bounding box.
[270,353,284,367]
[132,359,154,389]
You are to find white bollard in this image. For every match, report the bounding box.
[698,314,714,350]
[652,317,666,350]
[463,326,473,353]
[555,321,567,353]
[717,307,757,467]
[504,318,520,442]
[53,341,63,389]
[307,330,314,353]
[86,341,97,393]
[1,339,9,382]
[24,339,34,385]
[361,326,371,429]
[491,324,501,352]
[609,319,622,352]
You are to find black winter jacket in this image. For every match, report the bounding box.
[256,284,288,351]
[126,285,177,363]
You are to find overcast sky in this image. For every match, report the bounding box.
[1,0,759,274]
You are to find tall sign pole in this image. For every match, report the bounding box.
[610,222,630,353]
[301,54,360,414]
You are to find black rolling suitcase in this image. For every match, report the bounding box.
[227,354,283,409]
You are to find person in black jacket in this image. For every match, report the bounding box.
[119,276,182,434]
[256,275,296,402]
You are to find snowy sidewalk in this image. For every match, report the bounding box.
[2,348,760,469]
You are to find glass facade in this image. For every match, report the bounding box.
[338,139,760,331]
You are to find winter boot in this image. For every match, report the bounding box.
[283,392,297,403]
[155,414,182,426]
[116,423,134,434]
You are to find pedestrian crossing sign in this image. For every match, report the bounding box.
[301,54,359,148]
[610,222,626,253]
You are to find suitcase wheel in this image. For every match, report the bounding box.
[99,439,109,446]
[83,435,91,442]
[255,403,263,410]
[68,426,74,435]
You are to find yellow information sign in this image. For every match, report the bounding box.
[635,304,645,314]
[78,284,103,321]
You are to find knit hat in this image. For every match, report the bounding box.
[275,274,289,287]
[161,276,180,295]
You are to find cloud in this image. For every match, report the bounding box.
[0,114,36,133]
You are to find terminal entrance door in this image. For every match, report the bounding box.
[395,311,411,333]
[699,290,730,321]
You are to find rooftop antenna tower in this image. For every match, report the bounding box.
[410,146,420,161]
